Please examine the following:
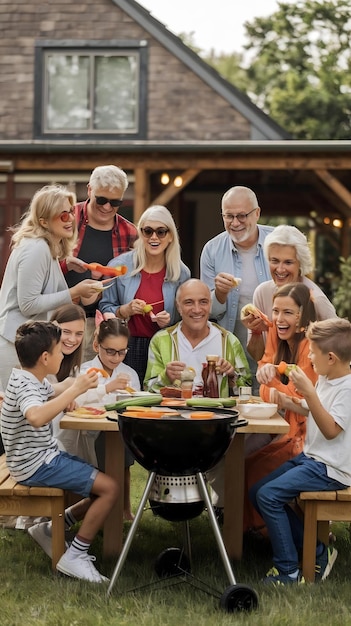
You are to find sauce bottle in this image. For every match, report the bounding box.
[203,355,219,398]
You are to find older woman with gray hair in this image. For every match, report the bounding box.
[99,205,190,384]
[242,224,336,362]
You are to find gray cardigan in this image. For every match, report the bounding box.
[0,238,71,343]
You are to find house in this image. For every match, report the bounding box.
[0,0,350,288]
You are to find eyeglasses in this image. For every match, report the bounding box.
[95,196,123,208]
[140,227,169,239]
[56,208,75,223]
[99,345,129,357]
[221,208,257,223]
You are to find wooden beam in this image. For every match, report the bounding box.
[340,223,350,259]
[151,169,200,205]
[133,168,150,223]
[314,169,351,212]
[8,153,351,172]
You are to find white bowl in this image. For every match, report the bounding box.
[238,402,278,419]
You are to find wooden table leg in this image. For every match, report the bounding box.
[223,432,245,560]
[103,431,124,558]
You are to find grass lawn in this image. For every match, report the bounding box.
[1,463,351,626]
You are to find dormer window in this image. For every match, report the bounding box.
[34,41,147,139]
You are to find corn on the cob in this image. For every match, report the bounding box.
[186,398,224,408]
[185,397,237,408]
[219,397,237,407]
[104,394,162,411]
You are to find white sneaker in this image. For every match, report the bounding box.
[56,551,109,583]
[28,521,69,559]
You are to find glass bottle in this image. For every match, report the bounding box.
[201,362,208,396]
[204,355,219,398]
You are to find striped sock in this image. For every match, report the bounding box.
[64,507,77,530]
[67,534,91,558]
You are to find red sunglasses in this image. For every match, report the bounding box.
[55,209,75,223]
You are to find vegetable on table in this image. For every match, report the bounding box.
[104,394,163,411]
[185,397,237,408]
[190,411,214,419]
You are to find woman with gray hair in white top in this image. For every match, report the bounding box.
[241,224,337,362]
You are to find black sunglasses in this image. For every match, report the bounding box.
[140,227,169,239]
[95,196,123,208]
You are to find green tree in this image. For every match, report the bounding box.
[202,0,351,139]
[332,256,351,319]
[205,50,249,94]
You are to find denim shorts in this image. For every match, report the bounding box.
[19,452,99,498]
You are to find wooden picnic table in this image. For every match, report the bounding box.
[60,409,289,560]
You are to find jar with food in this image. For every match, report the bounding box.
[180,367,195,399]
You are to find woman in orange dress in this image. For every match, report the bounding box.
[243,282,318,535]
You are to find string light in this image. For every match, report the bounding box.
[332,218,343,228]
[174,176,183,187]
[160,173,170,185]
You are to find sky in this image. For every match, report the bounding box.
[139,0,282,54]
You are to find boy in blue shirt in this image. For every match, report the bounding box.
[250,317,351,584]
[1,320,119,583]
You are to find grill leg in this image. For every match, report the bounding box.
[182,519,192,567]
[196,472,236,586]
[107,470,157,597]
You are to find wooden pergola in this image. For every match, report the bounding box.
[1,139,351,276]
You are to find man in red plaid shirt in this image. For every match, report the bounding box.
[62,165,137,359]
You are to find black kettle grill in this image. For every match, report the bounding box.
[106,408,258,613]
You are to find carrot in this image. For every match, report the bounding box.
[82,262,128,277]
[189,411,214,419]
[277,362,297,376]
[87,367,108,378]
[277,361,288,375]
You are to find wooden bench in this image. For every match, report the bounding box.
[299,486,351,582]
[0,454,66,570]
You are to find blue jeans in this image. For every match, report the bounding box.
[20,451,98,499]
[249,452,346,574]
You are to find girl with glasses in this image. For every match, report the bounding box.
[80,318,140,520]
[99,205,190,385]
[0,184,105,404]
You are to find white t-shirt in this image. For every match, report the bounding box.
[79,355,140,405]
[176,322,223,387]
[304,373,351,485]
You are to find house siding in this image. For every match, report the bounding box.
[0,0,250,140]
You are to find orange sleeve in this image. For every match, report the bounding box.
[258,334,317,401]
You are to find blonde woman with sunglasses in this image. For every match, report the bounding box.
[100,205,190,385]
[0,184,103,394]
